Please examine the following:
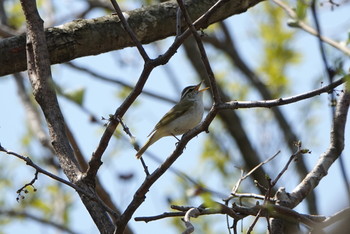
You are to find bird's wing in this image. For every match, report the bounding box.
[147,100,193,137]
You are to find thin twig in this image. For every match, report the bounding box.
[317,207,350,228]
[106,1,235,233]
[176,0,221,104]
[271,147,309,188]
[117,117,150,176]
[136,202,325,229]
[271,0,350,56]
[134,211,185,222]
[0,144,81,192]
[247,208,262,234]
[110,0,149,61]
[219,76,347,110]
[0,144,119,218]
[225,151,280,203]
[0,143,107,204]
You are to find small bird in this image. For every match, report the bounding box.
[136,81,209,159]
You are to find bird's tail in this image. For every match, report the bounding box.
[135,131,161,159]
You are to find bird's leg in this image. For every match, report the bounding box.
[171,134,181,142]
[172,134,186,149]
[172,134,182,147]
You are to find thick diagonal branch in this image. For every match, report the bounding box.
[19,1,115,232]
[289,90,350,207]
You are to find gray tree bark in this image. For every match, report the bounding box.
[0,0,264,76]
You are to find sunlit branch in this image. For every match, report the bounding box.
[271,0,350,56]
[135,202,326,229]
[289,90,350,207]
[218,76,347,110]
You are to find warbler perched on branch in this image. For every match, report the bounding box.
[136,81,209,159]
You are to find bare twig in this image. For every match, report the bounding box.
[0,144,85,195]
[219,76,347,110]
[229,193,266,201]
[110,0,149,61]
[231,151,281,196]
[247,208,262,234]
[114,106,219,233]
[96,1,237,232]
[317,207,350,228]
[16,171,38,201]
[136,203,241,223]
[271,0,350,56]
[0,144,119,221]
[271,146,310,187]
[176,0,221,104]
[136,202,325,229]
[117,117,150,176]
[135,211,185,222]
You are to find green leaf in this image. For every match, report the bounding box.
[63,88,85,106]
[296,0,308,20]
[256,3,301,96]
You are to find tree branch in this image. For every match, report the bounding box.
[135,202,326,230]
[202,22,318,213]
[177,0,221,103]
[0,144,87,198]
[85,0,238,195]
[183,37,278,192]
[218,76,347,110]
[19,1,115,232]
[20,0,80,181]
[114,106,218,233]
[110,0,150,62]
[289,89,350,207]
[0,0,264,76]
[271,0,350,56]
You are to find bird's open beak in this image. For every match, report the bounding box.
[195,81,210,92]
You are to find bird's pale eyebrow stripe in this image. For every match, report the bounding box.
[181,86,195,99]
